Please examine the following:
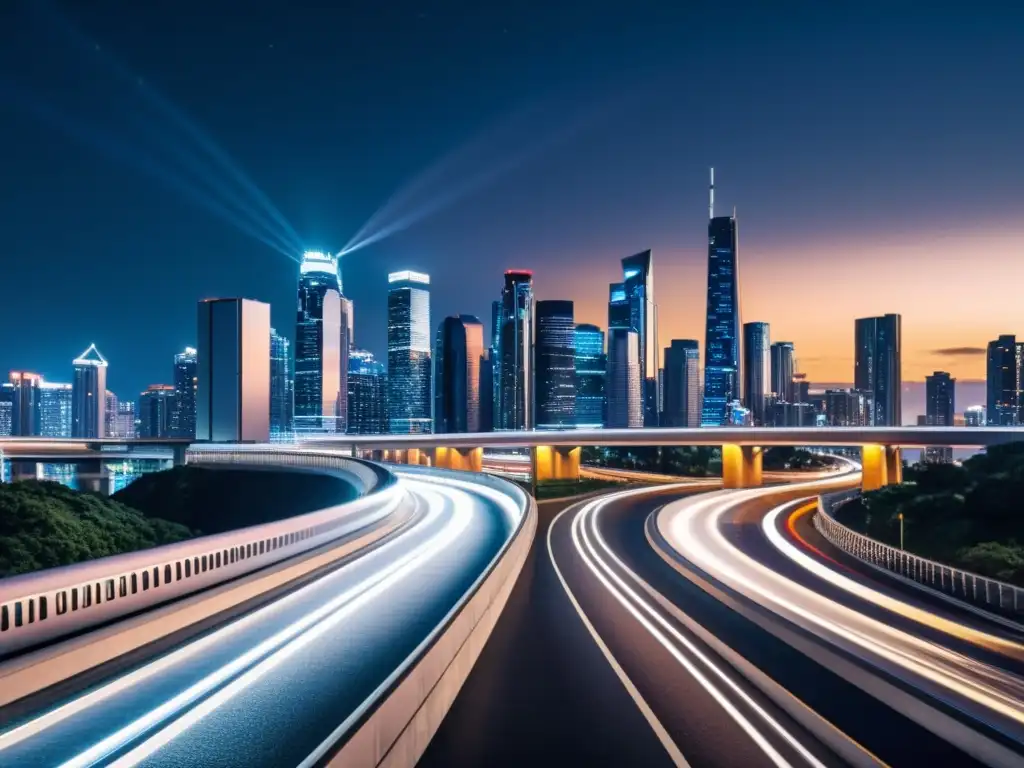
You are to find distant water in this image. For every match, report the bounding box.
[2,460,170,494]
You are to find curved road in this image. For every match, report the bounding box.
[0,472,520,767]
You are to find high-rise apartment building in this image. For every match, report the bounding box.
[8,372,42,436]
[986,334,1022,426]
[770,342,795,403]
[112,400,136,439]
[965,405,986,427]
[39,381,73,438]
[270,328,293,440]
[925,370,955,463]
[105,390,119,437]
[72,344,108,439]
[574,324,605,429]
[0,384,13,437]
[606,327,642,428]
[497,270,534,431]
[294,251,346,434]
[742,322,770,426]
[702,170,741,426]
[138,385,176,438]
[387,271,432,434]
[434,315,485,433]
[663,340,700,427]
[854,314,902,426]
[347,349,387,435]
[171,347,198,439]
[619,251,658,426]
[196,298,271,442]
[489,299,502,428]
[535,300,576,430]
[823,388,867,427]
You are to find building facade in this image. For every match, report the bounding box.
[39,381,73,438]
[535,300,576,430]
[138,385,176,438]
[347,349,387,435]
[606,327,642,428]
[294,251,346,434]
[770,341,795,404]
[171,347,198,439]
[8,372,42,436]
[574,324,606,429]
[663,339,700,427]
[925,370,955,463]
[620,251,658,426]
[434,315,485,434]
[0,384,12,437]
[497,270,534,430]
[986,334,1022,426]
[742,322,771,426]
[823,388,868,427]
[387,271,432,434]
[854,314,902,426]
[196,298,271,442]
[72,344,108,439]
[702,180,741,427]
[270,328,293,440]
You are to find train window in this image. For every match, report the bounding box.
[82,587,91,609]
[258,541,264,555]
[2,605,8,632]
[215,552,221,568]
[165,564,172,584]
[14,602,23,628]
[230,548,236,564]
[57,591,67,615]
[153,567,160,587]
[120,576,128,597]
[142,571,150,591]
[39,596,48,621]
[176,562,183,581]
[72,589,79,611]
[131,573,138,594]
[201,555,207,572]
[95,583,102,604]
[185,559,192,578]
[193,557,199,574]
[106,580,115,601]
[28,599,35,624]
[246,544,252,558]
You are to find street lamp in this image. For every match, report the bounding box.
[898,512,904,551]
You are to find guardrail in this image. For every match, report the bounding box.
[814,490,1023,615]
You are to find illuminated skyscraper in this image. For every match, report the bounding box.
[294,251,346,434]
[854,314,902,426]
[986,334,1022,426]
[39,381,73,438]
[0,384,12,437]
[925,371,955,463]
[72,344,108,438]
[742,322,770,426]
[574,324,605,429]
[388,271,432,434]
[965,405,986,427]
[105,390,119,437]
[171,347,198,439]
[348,349,387,435]
[434,315,485,433]
[535,300,576,430]
[8,372,42,436]
[112,400,136,439]
[606,328,642,428]
[823,389,867,427]
[663,340,700,427]
[619,250,658,426]
[270,328,293,440]
[702,170,741,427]
[196,298,271,442]
[138,385,176,438]
[770,342,795,403]
[497,270,534,430]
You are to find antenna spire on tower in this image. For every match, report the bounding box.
[709,167,715,220]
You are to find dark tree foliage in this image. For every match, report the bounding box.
[838,442,1024,586]
[762,447,832,471]
[0,481,193,578]
[583,445,830,475]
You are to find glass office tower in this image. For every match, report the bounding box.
[138,385,176,438]
[574,324,605,429]
[348,349,388,435]
[497,270,534,430]
[39,381,73,438]
[387,271,432,434]
[294,251,346,434]
[925,370,955,463]
[742,322,771,426]
[434,315,485,433]
[770,341,796,403]
[270,328,293,440]
[606,327,642,428]
[986,334,1022,425]
[72,344,108,438]
[171,347,198,439]
[854,314,902,426]
[535,300,576,430]
[8,372,42,436]
[663,339,700,427]
[620,250,658,426]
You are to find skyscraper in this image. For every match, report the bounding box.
[0,384,13,437]
[823,389,867,427]
[702,170,741,427]
[138,385,176,438]
[574,324,606,429]
[270,328,293,440]
[986,334,1022,426]
[770,342,795,403]
[489,299,502,429]
[112,400,136,439]
[965,405,986,427]
[663,340,700,427]
[606,327,642,428]
[434,315,485,433]
[348,349,388,435]
[294,251,345,434]
[387,271,432,434]
[171,347,198,439]
[497,270,534,430]
[105,390,119,438]
[925,371,955,463]
[196,298,271,442]
[39,381,73,438]
[8,372,42,436]
[620,251,658,426]
[535,300,576,430]
[72,344,108,439]
[742,322,770,426]
[854,314,902,426]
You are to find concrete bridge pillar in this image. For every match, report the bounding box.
[532,446,581,482]
[721,444,762,488]
[860,444,902,491]
[885,446,902,485]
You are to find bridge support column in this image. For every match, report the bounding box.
[76,459,110,495]
[532,446,581,483]
[433,447,484,472]
[171,445,189,467]
[886,446,902,485]
[861,444,890,491]
[721,444,762,489]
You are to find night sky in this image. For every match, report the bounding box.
[2,1,1022,412]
